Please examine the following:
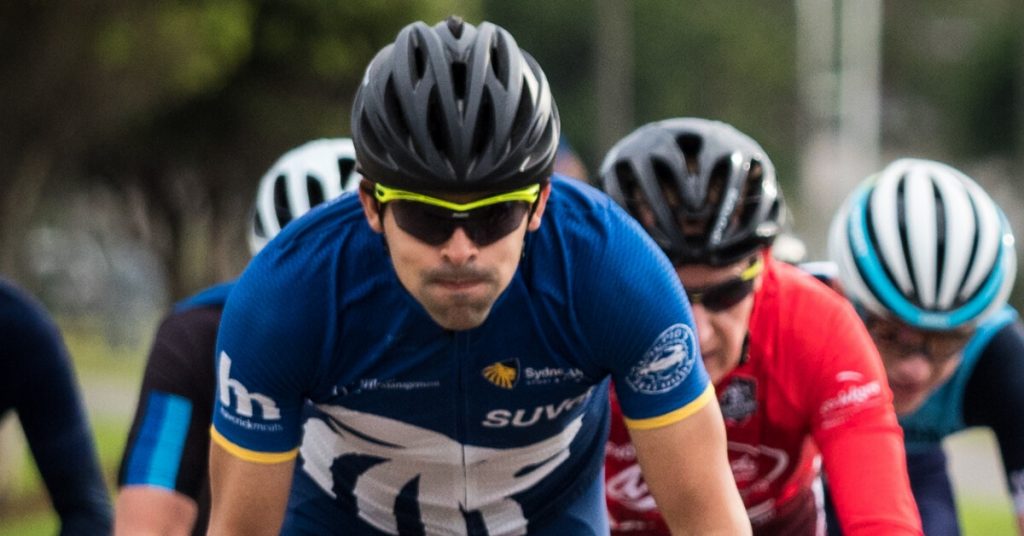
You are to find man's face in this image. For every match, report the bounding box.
[676,255,762,384]
[360,182,551,331]
[865,315,974,415]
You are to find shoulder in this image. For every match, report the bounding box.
[0,278,60,343]
[536,176,668,269]
[174,281,236,313]
[761,258,854,321]
[234,194,384,305]
[753,258,873,371]
[543,175,640,232]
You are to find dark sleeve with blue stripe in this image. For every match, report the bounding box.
[117,305,221,533]
[0,279,112,535]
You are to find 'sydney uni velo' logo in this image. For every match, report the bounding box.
[626,323,697,394]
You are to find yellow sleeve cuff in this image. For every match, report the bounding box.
[623,383,715,431]
[210,426,299,464]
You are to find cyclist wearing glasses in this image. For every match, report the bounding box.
[600,118,922,535]
[113,138,360,536]
[826,158,1024,536]
[207,18,747,536]
[0,278,112,534]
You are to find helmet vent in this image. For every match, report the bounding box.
[508,87,533,147]
[273,176,294,227]
[306,176,325,208]
[446,15,464,38]
[451,61,467,102]
[735,160,765,230]
[252,211,265,238]
[428,88,452,158]
[338,157,356,183]
[490,37,509,88]
[412,43,427,81]
[675,133,703,175]
[615,162,658,233]
[471,89,495,157]
[933,184,949,298]
[384,79,411,143]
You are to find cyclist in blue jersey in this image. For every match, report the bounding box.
[207,16,749,536]
[825,158,1024,535]
[113,138,361,536]
[0,278,112,534]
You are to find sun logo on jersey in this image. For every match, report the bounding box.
[483,359,519,389]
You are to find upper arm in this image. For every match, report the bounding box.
[119,308,219,502]
[207,440,295,536]
[628,399,750,536]
[4,288,112,532]
[212,251,328,457]
[963,321,1024,512]
[575,205,711,424]
[807,299,921,534]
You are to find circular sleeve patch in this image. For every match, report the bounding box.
[625,323,698,394]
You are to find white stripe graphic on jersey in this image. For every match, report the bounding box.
[300,405,583,535]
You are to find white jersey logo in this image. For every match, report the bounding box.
[300,405,583,535]
[217,352,281,420]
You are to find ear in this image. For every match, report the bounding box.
[527,182,553,231]
[358,179,384,233]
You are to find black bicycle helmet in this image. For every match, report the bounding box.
[351,16,560,194]
[600,117,783,266]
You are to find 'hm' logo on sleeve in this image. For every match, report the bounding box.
[218,351,281,421]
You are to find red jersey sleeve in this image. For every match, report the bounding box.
[786,271,922,535]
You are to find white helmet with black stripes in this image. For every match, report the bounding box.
[249,138,362,254]
[828,158,1016,330]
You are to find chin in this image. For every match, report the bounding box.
[428,306,494,331]
[893,397,925,416]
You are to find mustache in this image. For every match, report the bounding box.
[423,265,496,284]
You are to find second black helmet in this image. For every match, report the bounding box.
[600,118,783,267]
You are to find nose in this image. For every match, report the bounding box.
[440,226,478,266]
[691,304,716,351]
[890,352,933,384]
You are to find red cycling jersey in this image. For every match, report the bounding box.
[605,255,922,535]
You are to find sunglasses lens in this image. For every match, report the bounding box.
[464,202,531,246]
[689,279,755,312]
[390,202,457,245]
[389,201,530,246]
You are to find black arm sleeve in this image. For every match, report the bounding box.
[963,321,1024,495]
[1,281,112,535]
[116,305,221,535]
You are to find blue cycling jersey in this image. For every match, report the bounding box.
[213,176,711,535]
[899,305,1019,451]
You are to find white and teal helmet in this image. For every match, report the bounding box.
[249,138,362,254]
[829,158,1016,330]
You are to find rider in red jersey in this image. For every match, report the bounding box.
[600,118,922,535]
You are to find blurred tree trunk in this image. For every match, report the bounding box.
[595,0,633,154]
[0,148,52,280]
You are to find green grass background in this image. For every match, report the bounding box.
[0,325,1018,535]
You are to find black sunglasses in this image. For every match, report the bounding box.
[685,258,763,312]
[387,200,533,246]
[370,182,541,247]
